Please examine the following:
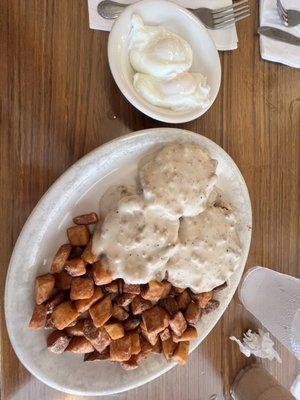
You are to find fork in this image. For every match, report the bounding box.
[97,0,251,30]
[276,0,300,27]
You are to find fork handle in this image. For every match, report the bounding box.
[97,0,195,19]
[97,0,126,19]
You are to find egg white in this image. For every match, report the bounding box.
[133,72,210,111]
[129,14,193,79]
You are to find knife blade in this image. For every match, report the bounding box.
[258,26,300,46]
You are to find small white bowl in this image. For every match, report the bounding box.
[108,0,221,124]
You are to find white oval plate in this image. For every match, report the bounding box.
[108,0,221,124]
[5,128,252,396]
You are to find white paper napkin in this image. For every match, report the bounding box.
[87,0,238,51]
[260,0,300,68]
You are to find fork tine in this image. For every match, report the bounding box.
[277,0,288,17]
[214,11,250,29]
[276,0,288,27]
[212,0,248,15]
[213,5,249,22]
[214,7,250,24]
[276,0,288,24]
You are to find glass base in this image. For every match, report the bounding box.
[230,365,295,400]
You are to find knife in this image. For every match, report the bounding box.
[258,26,300,46]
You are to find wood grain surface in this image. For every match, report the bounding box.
[1,1,299,399]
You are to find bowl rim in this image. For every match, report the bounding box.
[108,0,221,124]
[5,128,252,396]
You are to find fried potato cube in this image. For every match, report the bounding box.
[131,295,152,315]
[136,337,152,362]
[140,321,158,346]
[89,296,112,327]
[151,338,162,354]
[67,225,90,246]
[172,286,185,294]
[185,302,201,325]
[141,331,158,347]
[123,317,141,332]
[29,304,47,329]
[51,301,79,330]
[159,297,179,315]
[136,336,160,359]
[162,337,177,360]
[128,331,141,355]
[160,328,171,341]
[83,319,111,353]
[35,274,55,305]
[64,258,87,277]
[177,290,191,311]
[160,281,172,299]
[66,336,94,353]
[70,277,94,300]
[105,323,125,340]
[64,319,85,336]
[141,280,171,302]
[172,341,189,365]
[169,311,187,337]
[115,293,136,307]
[84,348,110,361]
[81,240,96,264]
[92,260,113,285]
[45,317,55,329]
[213,282,228,292]
[123,284,141,295]
[190,291,213,309]
[105,281,119,293]
[69,246,84,258]
[51,244,72,273]
[46,291,65,314]
[117,279,124,294]
[120,356,139,370]
[110,335,132,362]
[75,287,104,313]
[203,299,220,314]
[73,212,98,225]
[47,330,70,353]
[54,270,72,290]
[142,306,169,334]
[67,319,78,327]
[199,292,213,308]
[173,326,198,343]
[111,305,129,321]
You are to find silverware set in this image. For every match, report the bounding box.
[258,0,300,46]
[97,0,300,46]
[98,0,250,29]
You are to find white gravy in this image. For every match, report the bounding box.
[99,184,137,218]
[167,206,241,292]
[92,143,242,292]
[93,193,179,283]
[139,143,217,217]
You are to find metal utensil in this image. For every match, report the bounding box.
[97,0,251,30]
[258,26,300,46]
[276,0,300,27]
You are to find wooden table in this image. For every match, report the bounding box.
[1,1,299,399]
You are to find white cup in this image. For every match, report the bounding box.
[239,267,300,360]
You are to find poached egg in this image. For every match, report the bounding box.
[129,14,193,79]
[129,14,210,112]
[134,72,210,111]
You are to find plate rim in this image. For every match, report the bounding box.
[5,128,252,396]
